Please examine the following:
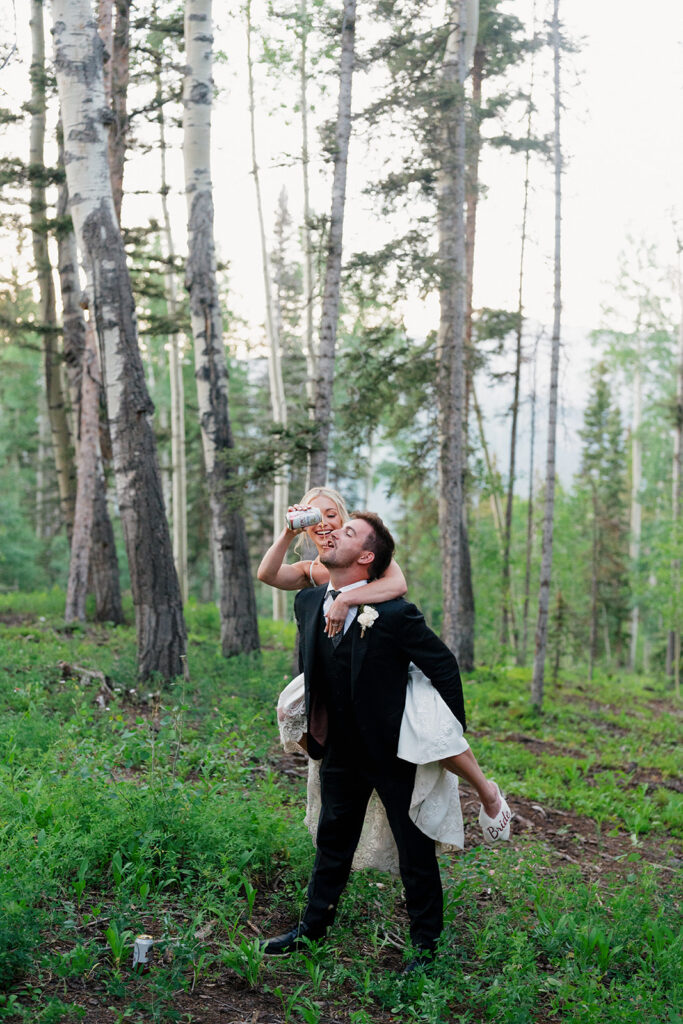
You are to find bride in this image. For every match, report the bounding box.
[257,487,511,871]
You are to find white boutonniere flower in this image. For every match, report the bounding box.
[357,604,379,638]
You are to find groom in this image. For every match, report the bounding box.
[262,511,466,964]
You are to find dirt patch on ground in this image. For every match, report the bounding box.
[466,786,681,879]
[559,688,681,721]
[502,732,586,758]
[621,766,683,793]
[0,613,36,626]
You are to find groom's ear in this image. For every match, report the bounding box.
[358,549,375,567]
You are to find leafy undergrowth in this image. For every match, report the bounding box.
[0,592,680,1023]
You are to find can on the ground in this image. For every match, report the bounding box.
[132,934,154,973]
[286,507,322,530]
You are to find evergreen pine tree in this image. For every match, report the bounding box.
[579,363,629,674]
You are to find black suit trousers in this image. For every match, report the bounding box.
[302,741,443,951]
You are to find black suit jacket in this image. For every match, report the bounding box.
[294,586,466,762]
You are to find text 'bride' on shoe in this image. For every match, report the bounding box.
[479,783,512,843]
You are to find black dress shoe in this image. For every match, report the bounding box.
[260,923,322,955]
[401,951,434,975]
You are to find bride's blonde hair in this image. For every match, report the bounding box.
[293,486,350,556]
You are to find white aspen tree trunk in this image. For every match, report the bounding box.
[57,127,124,625]
[184,0,259,655]
[57,126,124,622]
[602,604,612,666]
[519,332,539,666]
[159,404,172,511]
[30,0,76,540]
[629,346,642,672]
[56,125,86,427]
[308,0,356,487]
[531,0,562,710]
[246,2,288,620]
[299,0,316,410]
[89,1,130,622]
[53,0,187,679]
[36,397,48,539]
[436,0,476,666]
[155,47,188,603]
[65,314,100,622]
[168,321,189,605]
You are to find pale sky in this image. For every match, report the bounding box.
[1,0,682,487]
[2,0,680,330]
[203,0,683,340]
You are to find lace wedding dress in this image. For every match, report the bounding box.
[277,665,467,874]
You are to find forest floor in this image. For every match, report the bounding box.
[0,595,681,1024]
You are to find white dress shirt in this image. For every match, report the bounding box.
[324,579,368,634]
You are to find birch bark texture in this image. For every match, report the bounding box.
[183,0,259,656]
[30,0,76,540]
[56,126,87,430]
[155,44,188,603]
[53,0,187,679]
[531,0,563,709]
[57,134,124,626]
[436,0,477,668]
[307,0,356,487]
[299,0,316,411]
[65,315,99,622]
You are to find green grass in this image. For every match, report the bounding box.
[0,593,681,1022]
[465,664,683,835]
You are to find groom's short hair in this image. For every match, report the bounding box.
[351,511,395,581]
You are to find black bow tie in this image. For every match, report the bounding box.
[328,589,341,602]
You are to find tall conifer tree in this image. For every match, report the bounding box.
[579,364,629,674]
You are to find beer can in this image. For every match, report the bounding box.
[286,507,322,530]
[132,934,154,973]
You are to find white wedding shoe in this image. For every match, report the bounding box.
[479,782,512,843]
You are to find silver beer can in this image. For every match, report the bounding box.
[132,934,154,972]
[286,507,322,530]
